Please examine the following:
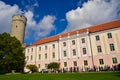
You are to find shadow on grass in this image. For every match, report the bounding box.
[114,72,120,77]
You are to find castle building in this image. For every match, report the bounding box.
[25,20,120,72]
[11,15,27,43]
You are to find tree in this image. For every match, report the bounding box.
[47,62,60,70]
[0,33,25,73]
[26,65,38,73]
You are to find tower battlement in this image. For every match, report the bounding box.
[12,15,27,25]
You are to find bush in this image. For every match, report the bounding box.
[26,65,38,73]
[47,62,60,70]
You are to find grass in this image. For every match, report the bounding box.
[0,72,120,80]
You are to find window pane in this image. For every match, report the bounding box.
[31,55,33,60]
[95,35,100,41]
[64,62,67,67]
[73,49,76,56]
[97,46,102,52]
[38,64,40,68]
[45,64,48,68]
[107,33,112,38]
[73,61,77,66]
[83,48,86,55]
[28,49,29,53]
[82,38,85,43]
[45,53,47,59]
[45,46,47,50]
[63,51,67,57]
[99,59,104,65]
[52,52,55,58]
[31,48,33,52]
[39,54,41,60]
[112,57,117,64]
[39,47,41,51]
[72,40,75,45]
[84,60,88,66]
[110,43,115,51]
[63,42,66,46]
[53,44,55,48]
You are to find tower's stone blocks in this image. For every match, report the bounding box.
[11,15,27,43]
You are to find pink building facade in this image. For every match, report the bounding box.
[25,20,120,72]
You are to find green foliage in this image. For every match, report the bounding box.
[0,33,25,74]
[47,62,60,70]
[26,65,38,73]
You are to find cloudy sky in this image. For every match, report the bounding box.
[0,0,120,44]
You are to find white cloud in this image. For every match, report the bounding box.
[0,1,20,33]
[37,15,56,37]
[0,1,56,43]
[24,0,39,11]
[24,11,56,41]
[65,0,120,31]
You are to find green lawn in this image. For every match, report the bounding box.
[0,72,120,80]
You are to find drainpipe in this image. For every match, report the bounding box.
[34,45,37,66]
[87,29,95,71]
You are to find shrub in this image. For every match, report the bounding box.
[26,65,38,73]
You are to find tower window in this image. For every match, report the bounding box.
[16,25,18,28]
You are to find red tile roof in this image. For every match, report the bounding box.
[31,35,59,46]
[30,20,120,46]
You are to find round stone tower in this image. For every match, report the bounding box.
[11,15,27,43]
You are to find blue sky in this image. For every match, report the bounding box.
[0,0,120,45]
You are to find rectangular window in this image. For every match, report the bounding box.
[82,38,85,43]
[39,47,41,51]
[99,59,104,65]
[97,46,102,52]
[110,43,115,51]
[45,46,47,50]
[52,44,55,48]
[73,49,76,56]
[27,56,29,61]
[73,61,77,66]
[28,49,29,53]
[31,48,33,52]
[45,64,48,68]
[39,54,41,60]
[107,33,112,38]
[63,42,66,46]
[52,52,55,58]
[31,55,33,60]
[38,64,40,68]
[64,62,67,67]
[95,35,100,41]
[112,57,117,64]
[82,48,86,55]
[63,51,67,57]
[72,40,75,45]
[45,53,47,59]
[84,60,88,66]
